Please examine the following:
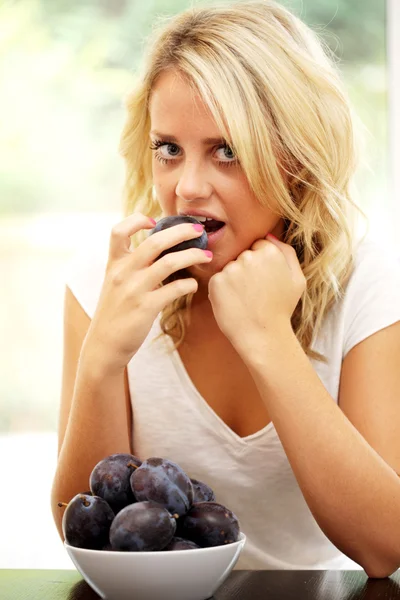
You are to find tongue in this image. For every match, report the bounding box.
[205,219,224,233]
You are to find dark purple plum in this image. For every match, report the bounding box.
[148,216,208,284]
[101,543,114,551]
[163,536,200,551]
[190,478,216,502]
[177,501,240,547]
[89,453,142,514]
[109,500,176,551]
[148,215,208,256]
[130,457,194,517]
[61,493,115,550]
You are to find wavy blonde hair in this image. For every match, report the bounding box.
[119,0,369,363]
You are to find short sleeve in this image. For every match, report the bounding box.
[65,242,109,319]
[342,238,400,359]
[64,212,124,318]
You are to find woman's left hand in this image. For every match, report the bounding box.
[208,234,306,352]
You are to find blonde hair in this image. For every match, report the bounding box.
[119,0,368,363]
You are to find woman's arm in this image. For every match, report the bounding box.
[50,286,132,540]
[51,214,212,540]
[51,214,211,539]
[239,320,400,579]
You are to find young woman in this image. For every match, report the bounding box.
[51,0,400,576]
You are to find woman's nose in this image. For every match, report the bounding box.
[175,160,213,202]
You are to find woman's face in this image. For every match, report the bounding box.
[148,69,285,289]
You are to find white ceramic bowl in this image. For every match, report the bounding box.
[65,532,246,600]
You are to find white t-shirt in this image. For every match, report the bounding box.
[66,233,400,570]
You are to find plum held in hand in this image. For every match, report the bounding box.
[148,216,208,284]
[149,216,208,257]
[89,453,142,514]
[190,478,216,502]
[177,501,240,548]
[60,493,115,550]
[109,500,177,551]
[130,457,194,517]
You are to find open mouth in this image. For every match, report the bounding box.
[203,219,225,234]
[184,215,225,234]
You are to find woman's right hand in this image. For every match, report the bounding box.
[81,212,212,374]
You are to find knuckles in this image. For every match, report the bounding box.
[208,271,225,289]
[149,236,165,254]
[111,223,127,239]
[240,250,253,262]
[109,267,125,286]
[298,272,307,291]
[110,213,146,239]
[161,253,176,269]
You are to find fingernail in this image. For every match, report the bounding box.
[268,234,278,240]
[149,218,156,226]
[203,250,213,258]
[193,224,204,232]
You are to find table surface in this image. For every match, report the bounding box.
[1,569,400,600]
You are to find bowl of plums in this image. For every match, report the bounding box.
[59,453,246,600]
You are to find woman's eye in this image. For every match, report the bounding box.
[215,145,236,161]
[149,139,238,166]
[149,140,180,158]
[160,143,180,157]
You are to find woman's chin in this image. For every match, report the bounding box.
[189,260,220,281]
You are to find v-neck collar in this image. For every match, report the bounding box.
[156,314,275,447]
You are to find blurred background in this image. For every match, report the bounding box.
[1,0,398,569]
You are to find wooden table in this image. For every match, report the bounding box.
[1,569,400,599]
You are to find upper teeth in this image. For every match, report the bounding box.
[185,215,212,222]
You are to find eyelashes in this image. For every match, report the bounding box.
[149,139,239,168]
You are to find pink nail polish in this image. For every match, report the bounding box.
[268,234,278,240]
[193,224,204,232]
[203,250,213,258]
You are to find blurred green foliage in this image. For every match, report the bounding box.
[0,0,387,214]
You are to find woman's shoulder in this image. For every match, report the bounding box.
[352,233,399,264]
[346,234,400,292]
[340,234,400,358]
[64,213,124,317]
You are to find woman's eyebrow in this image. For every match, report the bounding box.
[150,131,226,145]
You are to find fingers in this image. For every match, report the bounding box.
[145,246,213,291]
[107,215,212,313]
[147,276,200,313]
[109,213,156,260]
[133,222,206,268]
[266,234,299,274]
